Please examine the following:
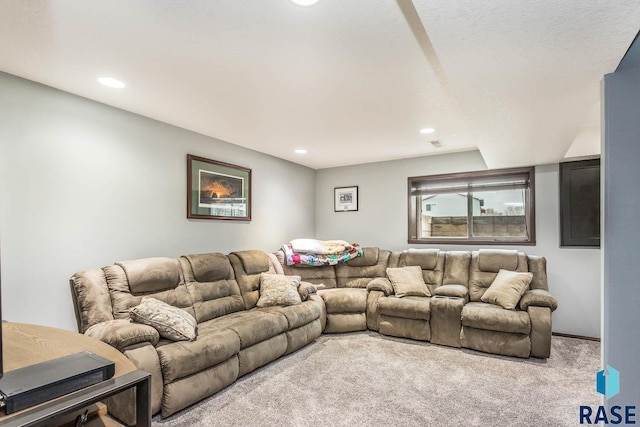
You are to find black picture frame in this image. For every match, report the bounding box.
[560,159,600,247]
[334,186,358,212]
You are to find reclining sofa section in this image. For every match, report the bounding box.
[70,250,324,419]
[70,247,557,421]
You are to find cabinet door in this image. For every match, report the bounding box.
[560,159,600,247]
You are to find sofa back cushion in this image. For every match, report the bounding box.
[117,257,181,294]
[442,251,471,287]
[398,249,444,294]
[273,250,338,288]
[345,247,379,267]
[335,248,391,288]
[184,252,234,282]
[105,257,194,320]
[229,250,275,309]
[402,248,439,270]
[180,253,245,323]
[469,250,529,302]
[527,255,549,291]
[388,251,401,269]
[477,249,518,273]
[285,264,338,288]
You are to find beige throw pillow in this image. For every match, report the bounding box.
[257,273,302,307]
[130,297,197,341]
[386,266,430,298]
[481,269,533,310]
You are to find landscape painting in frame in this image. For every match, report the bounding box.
[187,154,252,220]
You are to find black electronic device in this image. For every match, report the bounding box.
[0,351,115,414]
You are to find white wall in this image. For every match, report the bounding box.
[316,152,601,338]
[0,72,316,331]
[535,164,600,338]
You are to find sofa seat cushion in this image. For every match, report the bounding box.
[461,302,530,335]
[200,310,288,349]
[156,327,240,383]
[378,296,431,321]
[318,288,367,313]
[255,299,321,330]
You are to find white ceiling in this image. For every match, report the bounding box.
[0,1,638,170]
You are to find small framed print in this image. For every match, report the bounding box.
[334,186,358,212]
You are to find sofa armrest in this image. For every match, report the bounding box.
[519,289,558,312]
[85,319,160,351]
[433,284,468,299]
[367,278,393,296]
[298,281,317,301]
[122,342,164,416]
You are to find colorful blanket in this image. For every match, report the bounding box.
[289,238,353,255]
[281,242,363,266]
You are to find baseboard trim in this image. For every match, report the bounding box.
[552,332,600,342]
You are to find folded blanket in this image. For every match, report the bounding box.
[289,238,353,255]
[282,243,363,266]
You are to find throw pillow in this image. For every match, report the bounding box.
[481,269,533,310]
[130,296,197,341]
[257,273,303,308]
[386,266,430,298]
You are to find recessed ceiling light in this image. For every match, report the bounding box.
[294,149,307,154]
[420,128,435,134]
[291,0,319,6]
[98,77,125,89]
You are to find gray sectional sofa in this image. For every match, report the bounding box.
[70,247,557,424]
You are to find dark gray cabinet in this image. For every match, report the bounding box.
[560,159,600,247]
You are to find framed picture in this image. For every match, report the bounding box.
[334,186,358,212]
[187,154,251,221]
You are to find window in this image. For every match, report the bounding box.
[408,167,535,245]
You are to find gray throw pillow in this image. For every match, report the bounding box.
[130,296,197,341]
[481,269,533,310]
[386,266,430,298]
[257,273,303,307]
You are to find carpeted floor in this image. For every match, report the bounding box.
[153,332,601,427]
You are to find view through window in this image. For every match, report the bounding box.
[408,167,535,245]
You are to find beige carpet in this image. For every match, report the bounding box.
[153,332,601,427]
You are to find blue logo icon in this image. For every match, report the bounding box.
[596,365,620,399]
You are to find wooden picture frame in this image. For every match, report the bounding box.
[334,186,358,212]
[187,154,251,221]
